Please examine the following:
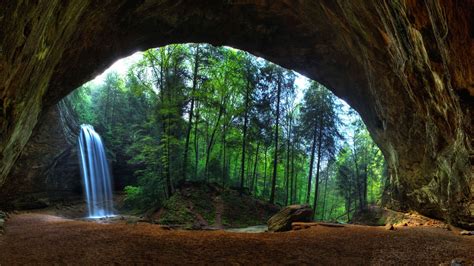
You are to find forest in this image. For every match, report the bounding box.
[68,44,386,222]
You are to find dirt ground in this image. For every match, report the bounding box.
[1,213,473,265]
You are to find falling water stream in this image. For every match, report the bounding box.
[78,124,115,218]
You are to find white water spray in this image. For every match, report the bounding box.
[78,124,115,218]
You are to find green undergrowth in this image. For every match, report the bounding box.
[220,190,277,227]
[155,182,279,228]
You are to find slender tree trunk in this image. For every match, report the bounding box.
[194,102,200,179]
[270,80,282,204]
[233,151,239,182]
[222,122,227,186]
[363,164,368,207]
[312,123,323,219]
[294,172,298,204]
[263,147,268,197]
[205,101,224,181]
[158,56,173,197]
[166,116,173,196]
[321,163,330,220]
[290,141,296,204]
[251,142,260,195]
[246,152,252,188]
[183,45,200,182]
[328,190,335,220]
[285,118,291,205]
[240,80,250,194]
[352,145,364,211]
[306,126,318,204]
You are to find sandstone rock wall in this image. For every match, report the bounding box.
[0,1,472,227]
[0,99,81,209]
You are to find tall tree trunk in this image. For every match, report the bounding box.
[270,80,282,204]
[233,151,239,181]
[263,147,268,197]
[363,164,368,208]
[166,116,173,196]
[205,100,224,181]
[312,123,323,219]
[251,142,260,195]
[240,80,250,194]
[194,102,200,179]
[246,151,252,188]
[222,122,227,186]
[290,141,296,204]
[328,188,336,220]
[306,125,318,204]
[352,145,364,211]
[321,163,330,220]
[285,118,291,205]
[294,172,298,204]
[183,44,200,182]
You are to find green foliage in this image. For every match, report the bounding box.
[123,186,152,212]
[157,193,195,227]
[333,115,386,221]
[221,190,275,227]
[69,43,386,224]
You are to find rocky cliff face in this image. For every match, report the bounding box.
[0,1,472,227]
[0,100,81,209]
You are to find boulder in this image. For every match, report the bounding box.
[459,230,474,236]
[267,204,313,232]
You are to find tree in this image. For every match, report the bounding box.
[300,82,341,219]
[259,63,295,204]
[334,112,385,220]
[183,44,201,182]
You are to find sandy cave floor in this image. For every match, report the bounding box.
[0,213,473,265]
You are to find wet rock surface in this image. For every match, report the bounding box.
[0,1,472,226]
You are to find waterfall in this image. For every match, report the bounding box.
[78,124,115,218]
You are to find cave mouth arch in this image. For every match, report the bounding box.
[0,1,471,228]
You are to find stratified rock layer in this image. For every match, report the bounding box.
[0,100,81,209]
[0,1,472,227]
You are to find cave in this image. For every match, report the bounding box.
[0,0,472,234]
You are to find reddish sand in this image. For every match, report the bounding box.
[1,213,473,265]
